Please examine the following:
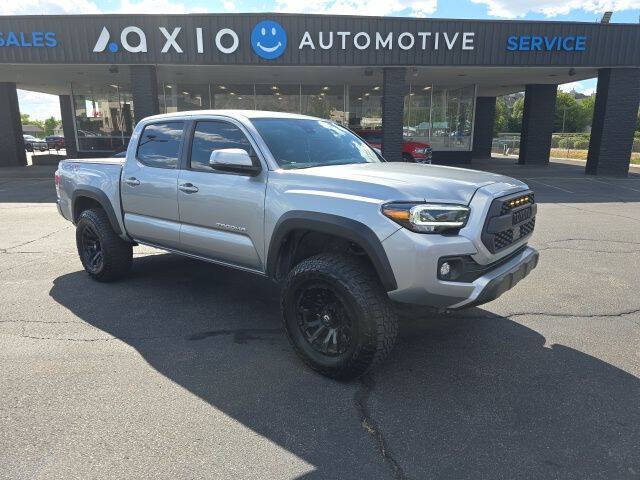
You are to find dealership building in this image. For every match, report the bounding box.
[0,13,638,175]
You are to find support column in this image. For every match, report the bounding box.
[381,67,407,163]
[130,65,160,125]
[518,84,557,165]
[0,82,27,167]
[472,96,496,159]
[586,68,640,177]
[59,95,77,158]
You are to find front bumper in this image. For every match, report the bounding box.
[382,222,539,309]
[448,246,538,309]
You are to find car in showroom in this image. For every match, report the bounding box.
[23,134,48,152]
[45,135,65,150]
[351,128,433,163]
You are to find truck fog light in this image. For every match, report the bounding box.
[440,262,451,278]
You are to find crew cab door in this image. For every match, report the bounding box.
[120,121,185,249]
[177,119,267,271]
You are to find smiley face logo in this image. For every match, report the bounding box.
[251,20,287,60]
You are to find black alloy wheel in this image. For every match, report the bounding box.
[296,281,354,357]
[79,223,104,274]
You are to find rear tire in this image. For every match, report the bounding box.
[75,208,132,282]
[281,253,398,380]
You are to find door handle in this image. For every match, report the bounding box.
[179,183,199,194]
[124,177,140,187]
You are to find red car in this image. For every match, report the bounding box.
[352,129,432,163]
[45,135,65,150]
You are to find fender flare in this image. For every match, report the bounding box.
[71,187,122,235]
[266,211,397,292]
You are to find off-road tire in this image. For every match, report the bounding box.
[75,208,132,282]
[281,253,398,380]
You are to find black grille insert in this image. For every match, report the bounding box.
[482,190,536,253]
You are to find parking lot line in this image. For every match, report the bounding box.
[523,178,575,194]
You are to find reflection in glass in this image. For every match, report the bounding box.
[161,83,211,113]
[404,84,475,151]
[190,121,253,171]
[213,84,255,110]
[136,121,184,169]
[348,85,382,129]
[251,118,380,169]
[301,85,346,124]
[255,84,300,112]
[72,84,134,152]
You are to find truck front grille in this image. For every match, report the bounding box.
[482,190,536,254]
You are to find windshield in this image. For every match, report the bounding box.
[251,118,381,170]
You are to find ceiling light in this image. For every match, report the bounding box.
[182,91,189,95]
[219,85,226,90]
[357,97,362,100]
[271,85,279,90]
[409,92,415,96]
[372,86,380,91]
[109,84,118,89]
[229,92,235,95]
[322,86,329,90]
[423,86,431,90]
[364,92,370,96]
[165,85,172,88]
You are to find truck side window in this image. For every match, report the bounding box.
[136,122,184,169]
[190,121,253,172]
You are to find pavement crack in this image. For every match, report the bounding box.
[3,225,72,252]
[354,374,408,480]
[557,203,640,223]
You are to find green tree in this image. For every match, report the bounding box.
[508,97,524,132]
[493,97,508,135]
[554,91,591,133]
[44,117,60,137]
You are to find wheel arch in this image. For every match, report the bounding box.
[267,211,397,292]
[72,187,122,235]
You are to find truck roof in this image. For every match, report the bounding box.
[141,110,321,122]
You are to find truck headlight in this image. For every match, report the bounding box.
[382,203,470,233]
[414,148,427,155]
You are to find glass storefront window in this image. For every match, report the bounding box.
[301,85,347,125]
[255,84,300,113]
[161,83,211,113]
[348,85,382,129]
[213,84,255,110]
[405,84,476,151]
[72,84,134,152]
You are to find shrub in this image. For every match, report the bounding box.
[573,138,590,149]
[558,138,574,149]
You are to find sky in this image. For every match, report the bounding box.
[3,0,638,121]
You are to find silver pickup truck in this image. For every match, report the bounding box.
[56,110,539,379]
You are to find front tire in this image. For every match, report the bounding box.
[402,153,414,162]
[75,208,132,282]
[281,253,398,380]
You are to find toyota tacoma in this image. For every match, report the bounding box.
[55,110,539,379]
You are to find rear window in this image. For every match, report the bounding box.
[136,122,184,169]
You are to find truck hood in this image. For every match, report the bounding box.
[286,162,527,204]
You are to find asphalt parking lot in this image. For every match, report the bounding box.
[1,159,639,479]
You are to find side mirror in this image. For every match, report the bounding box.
[209,148,262,176]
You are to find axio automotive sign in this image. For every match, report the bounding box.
[91,20,478,58]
